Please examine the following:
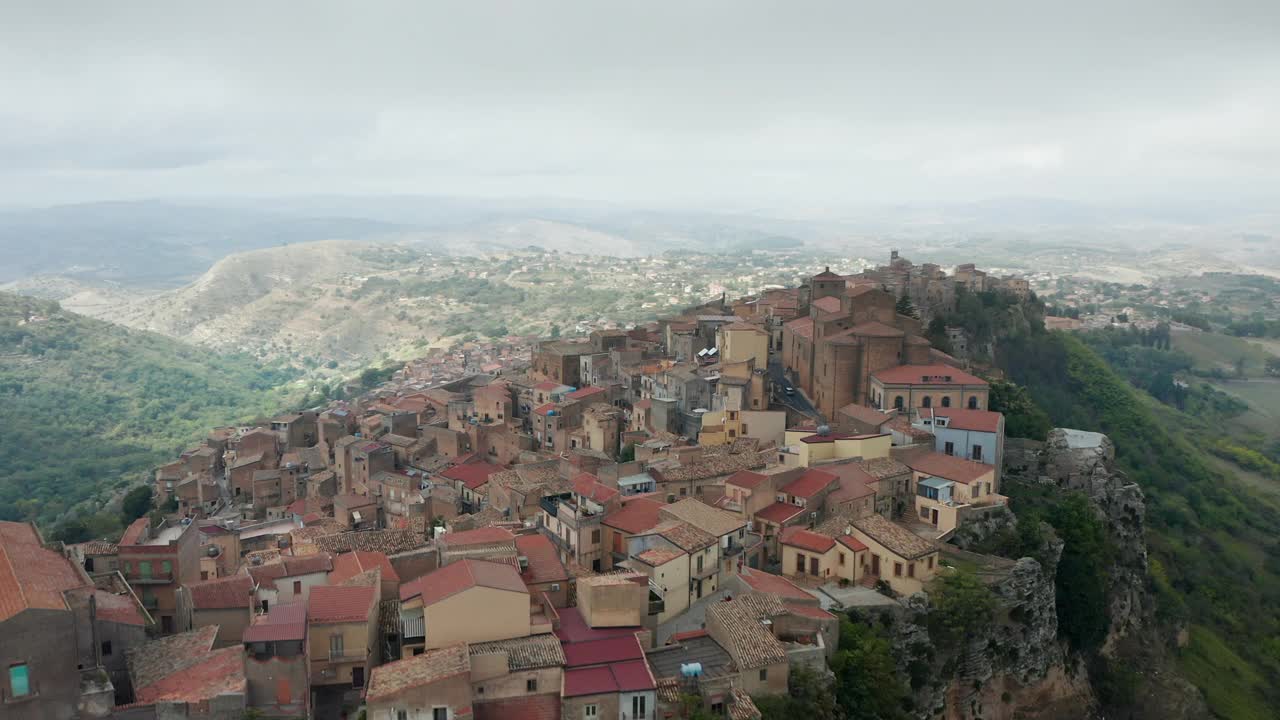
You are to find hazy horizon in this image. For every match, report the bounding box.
[2,1,1279,216]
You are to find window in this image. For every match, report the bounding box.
[161,560,171,576]
[585,704,598,718]
[758,668,768,682]
[838,552,845,566]
[434,708,449,720]
[921,396,932,408]
[8,664,30,697]
[293,580,303,595]
[941,396,951,407]
[591,529,601,544]
[894,396,904,410]
[101,641,112,656]
[527,678,538,692]
[968,396,979,409]
[712,702,725,715]
[329,633,344,659]
[477,686,485,695]
[894,562,903,577]
[972,445,983,462]
[908,563,915,578]
[944,441,954,456]
[138,561,152,578]
[927,556,934,569]
[632,694,648,719]
[399,711,409,720]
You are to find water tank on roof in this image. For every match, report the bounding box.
[680,663,703,678]
[817,424,831,435]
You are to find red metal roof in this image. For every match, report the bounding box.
[307,585,376,624]
[563,659,655,697]
[602,498,665,534]
[442,461,507,490]
[780,526,837,553]
[554,607,640,644]
[780,469,838,498]
[872,364,987,386]
[329,551,401,585]
[514,533,568,586]
[186,573,255,610]
[901,451,994,485]
[400,559,527,605]
[754,502,805,525]
[920,407,1003,433]
[564,635,645,667]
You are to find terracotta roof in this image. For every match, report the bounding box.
[813,267,842,279]
[707,596,787,670]
[837,403,893,426]
[76,539,119,555]
[837,535,869,552]
[469,632,566,670]
[186,573,255,610]
[534,403,558,416]
[0,521,88,621]
[872,364,987,386]
[635,547,685,566]
[656,449,772,484]
[603,498,665,534]
[308,584,376,624]
[473,694,562,720]
[857,456,911,479]
[779,469,838,498]
[650,521,716,552]
[93,588,147,626]
[920,407,1003,433]
[755,502,806,524]
[401,559,528,605]
[133,645,245,705]
[660,498,746,537]
[669,629,711,643]
[737,568,814,601]
[725,470,770,490]
[633,398,652,409]
[515,533,568,586]
[442,526,517,547]
[329,551,401,585]
[812,296,842,313]
[314,529,427,555]
[534,381,566,391]
[780,526,837,554]
[442,461,507,490]
[901,450,994,485]
[573,473,619,504]
[242,601,306,643]
[849,514,936,560]
[567,386,607,400]
[783,316,814,340]
[366,643,470,702]
[728,688,762,720]
[849,321,905,338]
[782,602,837,620]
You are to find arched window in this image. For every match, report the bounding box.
[968,396,979,409]
[941,396,951,408]
[894,396,904,410]
[922,396,932,408]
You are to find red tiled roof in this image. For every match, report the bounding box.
[872,364,987,386]
[783,602,837,620]
[812,296,842,313]
[534,403,558,416]
[119,517,149,546]
[725,470,769,490]
[0,521,87,621]
[901,451,994,485]
[780,469,838,498]
[308,584,376,624]
[366,643,471,702]
[837,403,893,426]
[837,535,869,552]
[514,533,568,586]
[94,589,147,626]
[602,498,665,534]
[186,573,255,610]
[133,646,245,704]
[567,386,606,400]
[442,461,506,490]
[737,568,813,601]
[534,381,564,391]
[441,526,516,547]
[329,551,400,585]
[473,694,562,720]
[573,473,619,504]
[563,659,655,697]
[400,559,527,605]
[783,316,814,340]
[754,502,805,525]
[242,601,306,643]
[564,635,645,667]
[780,526,837,553]
[921,407,1003,433]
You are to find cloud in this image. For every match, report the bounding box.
[0,0,1277,212]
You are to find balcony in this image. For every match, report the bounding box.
[539,497,560,518]
[723,544,744,557]
[648,583,665,616]
[128,572,174,585]
[318,648,367,663]
[691,563,717,580]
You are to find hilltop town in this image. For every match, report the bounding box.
[2,254,1040,720]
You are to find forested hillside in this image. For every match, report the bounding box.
[0,292,298,526]
[997,329,1280,719]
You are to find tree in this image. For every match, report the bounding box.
[832,619,910,719]
[52,519,91,544]
[121,485,154,524]
[927,569,997,650]
[618,444,636,462]
[988,380,1052,440]
[1234,355,1247,378]
[754,665,838,720]
[1046,492,1112,650]
[895,294,919,319]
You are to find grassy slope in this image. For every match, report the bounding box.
[1001,331,1280,720]
[1171,330,1274,377]
[0,292,298,525]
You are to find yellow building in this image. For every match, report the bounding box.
[307,584,380,689]
[717,323,770,366]
[902,451,1003,536]
[869,364,989,412]
[398,559,533,655]
[779,526,868,584]
[779,429,892,468]
[846,514,939,595]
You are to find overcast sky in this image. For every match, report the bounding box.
[2,0,1278,214]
